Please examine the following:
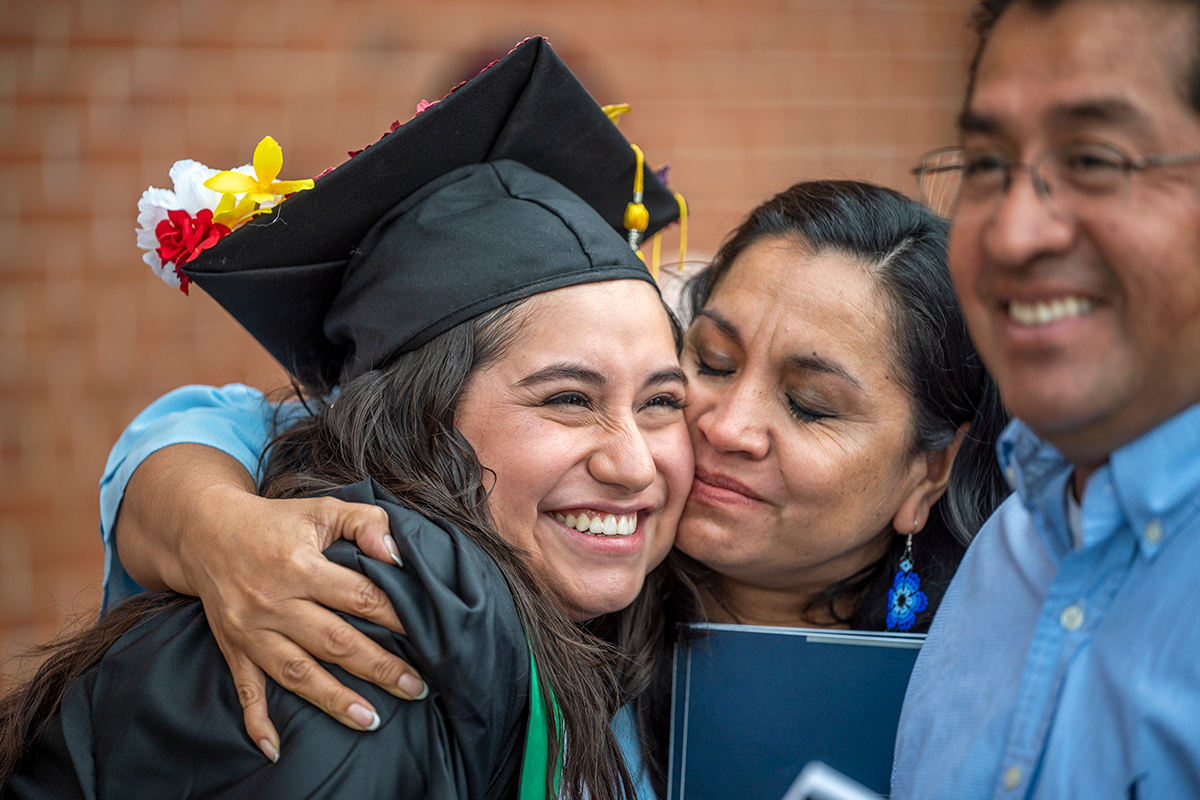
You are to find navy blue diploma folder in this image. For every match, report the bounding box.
[668,624,923,799]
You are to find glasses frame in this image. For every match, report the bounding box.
[911,142,1200,218]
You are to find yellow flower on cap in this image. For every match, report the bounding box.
[205,136,314,206]
[211,191,262,229]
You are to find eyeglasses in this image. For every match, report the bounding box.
[912,142,1200,218]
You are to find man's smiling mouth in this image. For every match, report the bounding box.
[1008,296,1096,327]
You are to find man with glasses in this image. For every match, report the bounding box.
[893,0,1200,797]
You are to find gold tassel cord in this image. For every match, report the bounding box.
[675,192,688,272]
[624,143,649,251]
[650,228,662,280]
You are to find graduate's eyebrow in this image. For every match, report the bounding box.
[647,367,688,389]
[517,364,687,390]
[517,365,606,388]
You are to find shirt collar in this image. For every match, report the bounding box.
[998,401,1200,559]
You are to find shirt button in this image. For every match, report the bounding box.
[1060,604,1084,631]
[1004,766,1022,789]
[1145,519,1164,544]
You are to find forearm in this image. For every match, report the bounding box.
[99,386,421,756]
[98,383,277,608]
[114,443,257,595]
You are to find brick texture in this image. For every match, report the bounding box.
[0,0,973,687]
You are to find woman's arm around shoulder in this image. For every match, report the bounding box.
[99,384,425,762]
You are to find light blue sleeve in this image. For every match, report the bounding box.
[98,383,307,612]
[612,703,657,799]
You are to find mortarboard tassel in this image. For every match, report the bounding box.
[675,192,688,271]
[649,191,688,281]
[625,143,649,251]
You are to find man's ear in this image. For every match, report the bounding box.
[892,422,969,535]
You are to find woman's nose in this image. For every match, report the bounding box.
[588,420,657,493]
[692,378,770,460]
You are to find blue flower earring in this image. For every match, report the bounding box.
[886,534,928,631]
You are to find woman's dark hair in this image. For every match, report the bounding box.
[2,299,640,800]
[621,180,1011,798]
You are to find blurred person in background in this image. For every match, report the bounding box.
[895,0,1200,796]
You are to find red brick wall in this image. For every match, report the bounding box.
[0,0,973,684]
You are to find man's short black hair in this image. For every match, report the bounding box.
[962,0,1200,123]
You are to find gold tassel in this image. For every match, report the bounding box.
[625,143,649,251]
[650,229,662,280]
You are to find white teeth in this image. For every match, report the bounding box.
[1009,297,1094,327]
[552,510,638,537]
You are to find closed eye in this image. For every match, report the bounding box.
[788,397,833,423]
[695,354,733,378]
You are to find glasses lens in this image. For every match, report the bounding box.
[1044,142,1127,197]
[959,148,1011,204]
[917,149,965,217]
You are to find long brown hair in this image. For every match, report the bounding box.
[264,300,637,799]
[1,299,637,799]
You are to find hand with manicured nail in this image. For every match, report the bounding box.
[114,443,427,761]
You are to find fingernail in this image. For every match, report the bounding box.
[258,739,279,763]
[348,702,381,731]
[384,535,403,567]
[399,673,428,700]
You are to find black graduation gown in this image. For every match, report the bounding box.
[4,479,531,799]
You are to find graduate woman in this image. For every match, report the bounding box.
[0,38,693,799]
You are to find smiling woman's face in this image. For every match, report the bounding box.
[676,237,933,610]
[455,279,693,621]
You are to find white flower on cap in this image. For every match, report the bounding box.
[135,159,252,288]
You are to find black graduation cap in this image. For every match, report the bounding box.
[182,36,680,388]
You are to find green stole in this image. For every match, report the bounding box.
[517,647,564,800]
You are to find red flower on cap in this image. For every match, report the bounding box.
[154,208,230,294]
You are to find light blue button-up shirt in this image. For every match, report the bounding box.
[892,404,1200,799]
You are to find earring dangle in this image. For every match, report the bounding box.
[886,534,928,631]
